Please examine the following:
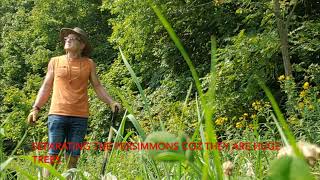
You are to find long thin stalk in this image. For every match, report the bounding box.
[147,1,223,179]
[256,77,303,158]
[119,47,164,131]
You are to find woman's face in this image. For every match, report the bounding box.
[64,33,84,53]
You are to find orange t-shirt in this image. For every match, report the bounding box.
[48,55,93,118]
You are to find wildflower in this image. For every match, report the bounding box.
[277,146,293,158]
[285,76,291,80]
[101,172,117,180]
[278,75,285,81]
[223,161,233,176]
[288,116,299,125]
[277,141,320,166]
[215,117,226,126]
[251,114,257,119]
[264,102,271,108]
[298,102,304,109]
[299,90,307,98]
[243,113,248,118]
[223,117,228,122]
[248,124,254,129]
[215,118,221,125]
[83,171,91,178]
[252,100,262,111]
[308,105,314,111]
[303,82,310,90]
[304,99,311,105]
[236,121,244,129]
[298,141,320,166]
[244,162,255,177]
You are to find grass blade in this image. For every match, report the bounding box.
[14,166,37,180]
[122,131,135,142]
[20,156,65,179]
[114,110,128,143]
[201,35,222,179]
[271,113,290,147]
[119,47,164,131]
[127,114,146,140]
[184,82,193,106]
[256,77,303,158]
[147,2,223,179]
[118,47,149,113]
[0,157,14,171]
[147,1,203,99]
[105,84,135,115]
[10,128,28,156]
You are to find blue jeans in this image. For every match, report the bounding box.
[48,115,88,156]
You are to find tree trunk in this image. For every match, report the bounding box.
[273,0,293,76]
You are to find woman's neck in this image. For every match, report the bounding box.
[66,52,82,60]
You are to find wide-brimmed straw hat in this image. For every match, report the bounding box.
[59,27,92,56]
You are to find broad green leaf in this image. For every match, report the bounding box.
[268,156,314,180]
[154,152,186,161]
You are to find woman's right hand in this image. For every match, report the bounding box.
[27,109,39,125]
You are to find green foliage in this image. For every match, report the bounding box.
[268,156,314,180]
[289,20,320,65]
[279,64,320,144]
[211,29,280,117]
[0,0,114,149]
[142,131,194,162]
[103,0,242,95]
[1,0,320,179]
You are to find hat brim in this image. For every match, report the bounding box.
[60,28,92,56]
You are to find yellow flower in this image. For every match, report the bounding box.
[285,76,291,80]
[278,75,285,81]
[308,105,314,111]
[299,90,307,98]
[303,82,310,90]
[252,100,262,111]
[236,121,244,129]
[288,116,299,125]
[264,102,271,108]
[298,102,304,109]
[215,117,228,125]
[251,114,257,119]
[215,118,223,125]
[248,124,254,129]
[243,113,248,117]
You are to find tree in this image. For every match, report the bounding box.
[273,0,293,76]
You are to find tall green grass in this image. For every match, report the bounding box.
[257,77,314,179]
[146,1,223,179]
[257,77,303,158]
